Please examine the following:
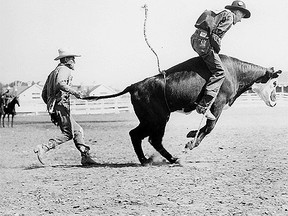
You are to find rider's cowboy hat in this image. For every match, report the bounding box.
[225,0,251,18]
[54,48,81,61]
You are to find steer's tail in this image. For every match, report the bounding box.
[82,86,131,100]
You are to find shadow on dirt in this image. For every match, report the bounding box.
[3,160,217,171]
[62,163,141,168]
[23,163,141,170]
[23,161,183,170]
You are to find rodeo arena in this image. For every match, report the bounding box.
[1,1,288,216]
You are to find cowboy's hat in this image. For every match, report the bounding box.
[225,0,251,18]
[54,48,81,61]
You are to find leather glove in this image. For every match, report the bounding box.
[73,91,83,99]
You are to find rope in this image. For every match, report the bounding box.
[184,93,218,153]
[191,113,205,149]
[142,4,163,74]
[142,4,170,113]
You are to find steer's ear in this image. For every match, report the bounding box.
[272,70,282,78]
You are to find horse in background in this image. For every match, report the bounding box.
[0,96,4,127]
[1,96,20,127]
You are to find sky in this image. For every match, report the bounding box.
[1,0,288,89]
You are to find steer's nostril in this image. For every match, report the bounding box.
[270,92,276,102]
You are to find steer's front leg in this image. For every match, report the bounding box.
[185,98,226,150]
[185,125,207,150]
[185,116,220,150]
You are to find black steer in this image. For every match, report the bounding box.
[85,54,282,165]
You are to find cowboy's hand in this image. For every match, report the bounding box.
[74,91,84,99]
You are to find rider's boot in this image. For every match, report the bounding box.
[33,140,56,165]
[196,95,216,121]
[80,147,97,166]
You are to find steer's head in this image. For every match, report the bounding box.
[252,68,282,107]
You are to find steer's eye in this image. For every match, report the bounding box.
[273,81,277,87]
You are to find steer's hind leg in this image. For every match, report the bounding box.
[149,124,178,164]
[129,123,150,165]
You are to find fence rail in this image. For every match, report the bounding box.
[16,93,288,115]
[236,92,288,101]
[70,98,133,114]
[232,92,288,107]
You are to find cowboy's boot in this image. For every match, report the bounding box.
[196,95,216,121]
[81,148,97,166]
[33,140,56,165]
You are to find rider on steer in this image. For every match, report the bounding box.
[191,0,251,120]
[34,48,97,166]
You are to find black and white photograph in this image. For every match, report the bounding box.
[0,0,288,215]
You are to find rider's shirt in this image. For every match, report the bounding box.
[211,9,235,39]
[42,63,77,112]
[192,9,236,54]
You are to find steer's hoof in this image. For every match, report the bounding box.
[186,130,197,138]
[169,157,179,164]
[169,157,183,167]
[185,140,196,150]
[140,157,153,166]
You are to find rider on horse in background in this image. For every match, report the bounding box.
[191,0,251,120]
[1,90,10,108]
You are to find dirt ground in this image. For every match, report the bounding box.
[0,102,288,216]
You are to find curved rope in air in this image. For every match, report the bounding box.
[142,4,162,74]
[142,4,170,113]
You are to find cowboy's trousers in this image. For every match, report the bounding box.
[47,104,89,153]
[191,31,225,98]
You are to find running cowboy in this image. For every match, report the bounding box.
[191,0,251,120]
[34,48,97,166]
